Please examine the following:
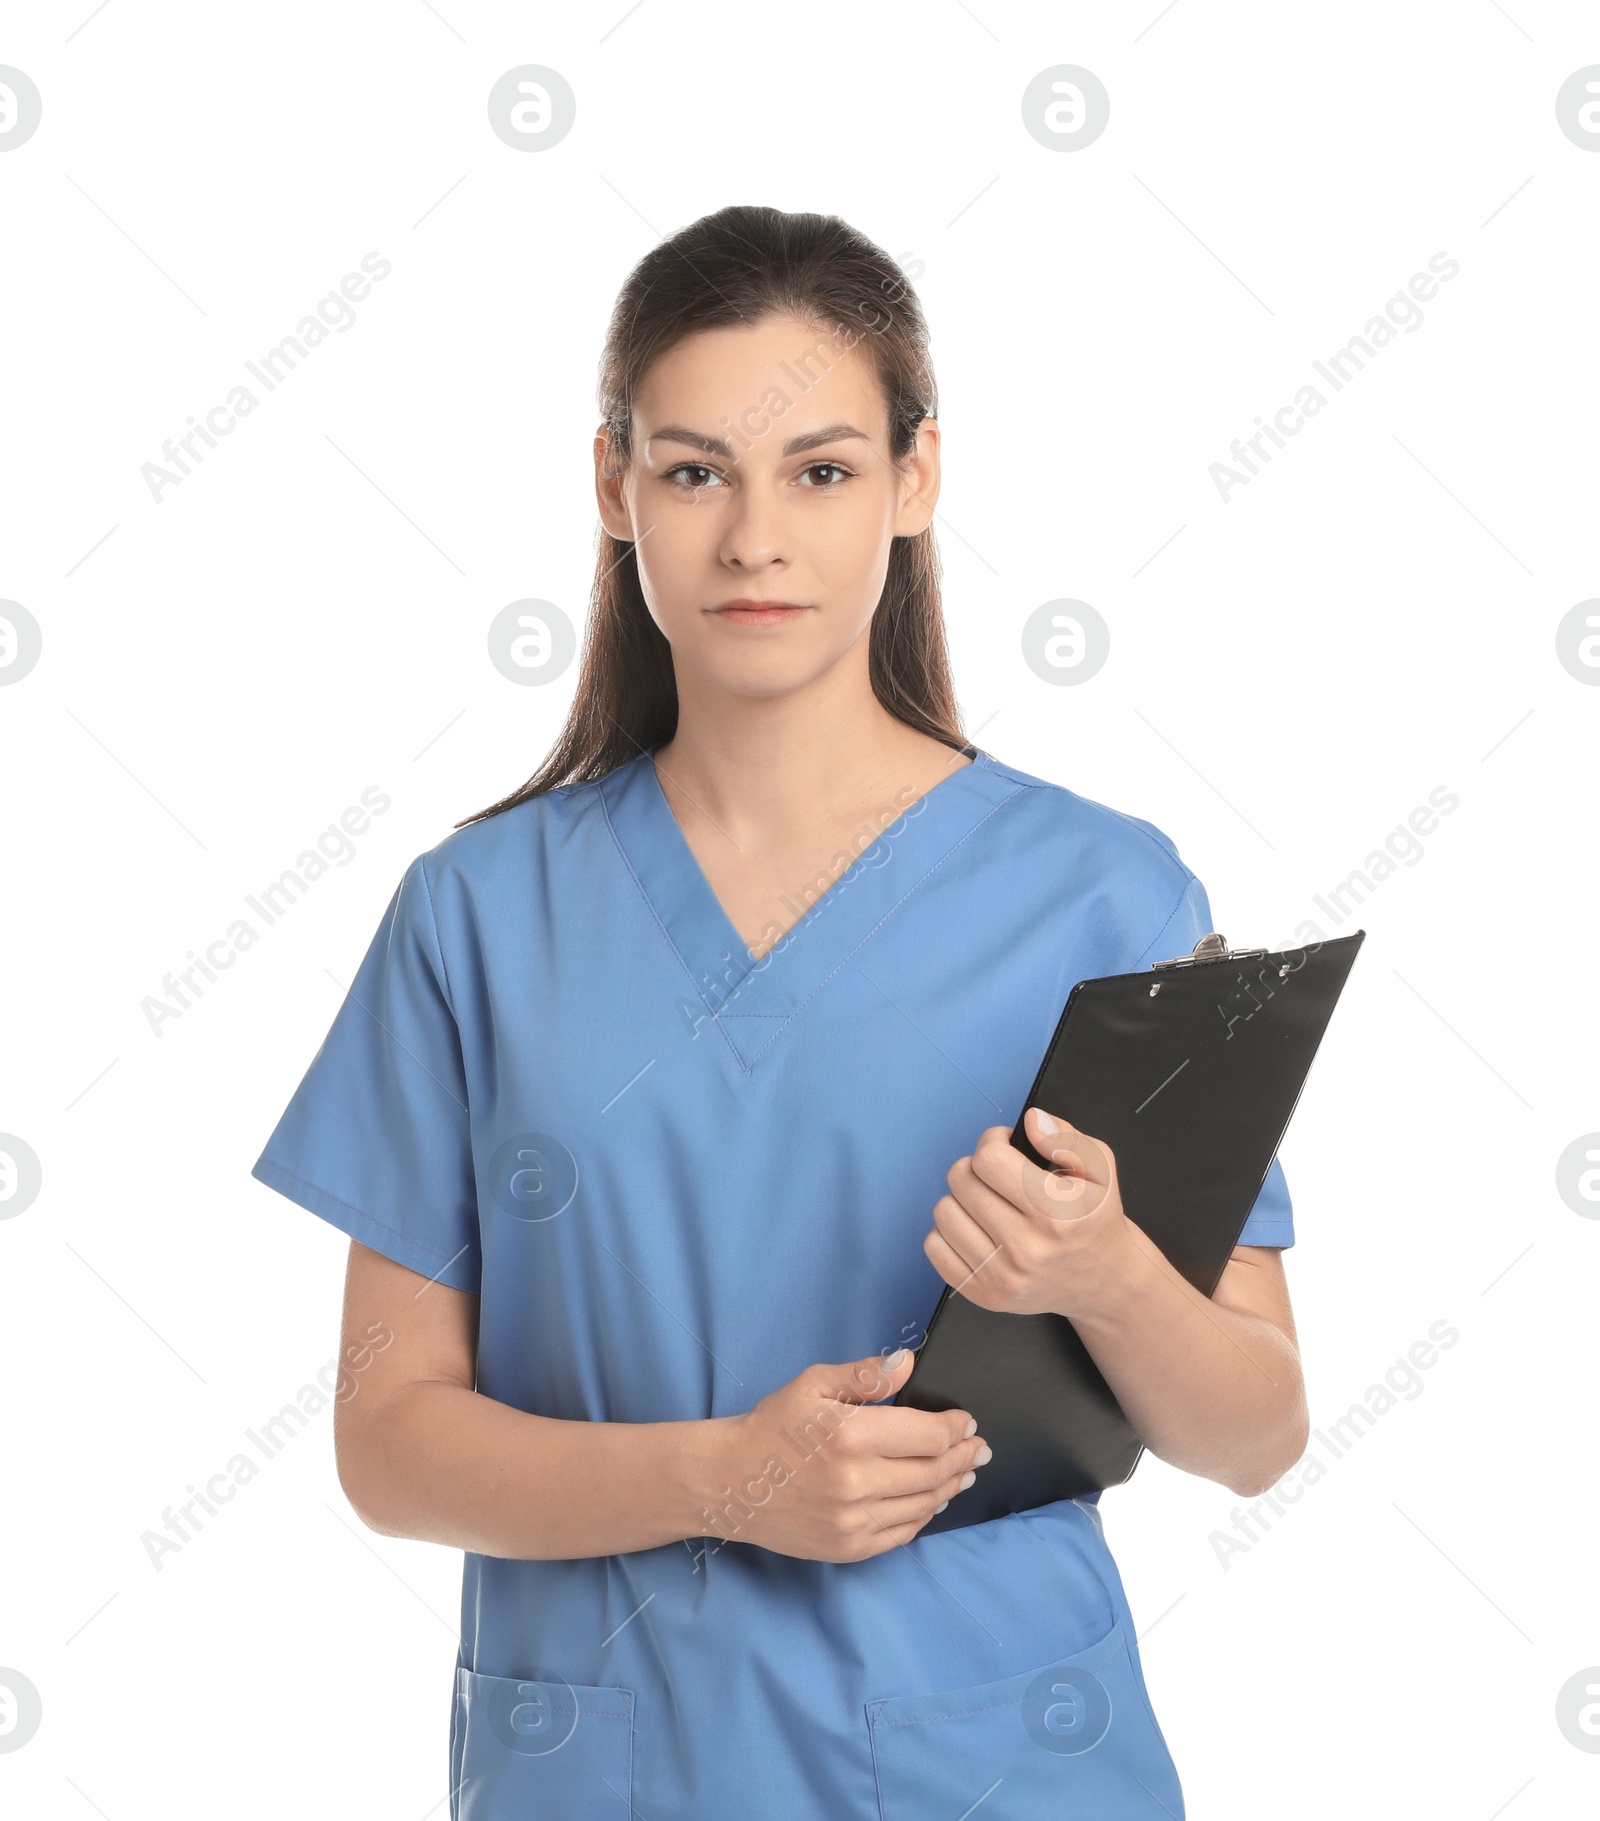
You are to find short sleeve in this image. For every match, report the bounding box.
[1133,869,1296,1250]
[250,854,482,1292]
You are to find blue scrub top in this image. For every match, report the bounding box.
[252,747,1293,1820]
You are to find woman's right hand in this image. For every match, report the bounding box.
[707,1348,991,1563]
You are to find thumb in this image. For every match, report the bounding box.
[817,1347,916,1406]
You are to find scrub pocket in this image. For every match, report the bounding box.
[866,1610,1184,1820]
[454,1668,634,1819]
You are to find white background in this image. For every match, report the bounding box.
[2,1,1597,1815]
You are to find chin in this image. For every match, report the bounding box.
[703,658,836,702]
[682,631,858,700]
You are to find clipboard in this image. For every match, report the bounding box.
[896,929,1364,1534]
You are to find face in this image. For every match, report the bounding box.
[594,311,939,705]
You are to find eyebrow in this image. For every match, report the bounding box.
[645,422,871,460]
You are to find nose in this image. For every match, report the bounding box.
[717,481,790,571]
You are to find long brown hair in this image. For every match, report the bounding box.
[457,204,964,828]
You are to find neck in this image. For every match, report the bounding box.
[653,642,965,844]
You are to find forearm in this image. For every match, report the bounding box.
[340,1379,733,1560]
[1071,1224,1309,1497]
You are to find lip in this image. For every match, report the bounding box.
[709,599,812,625]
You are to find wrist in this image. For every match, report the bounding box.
[1065,1217,1158,1330]
[671,1414,746,1547]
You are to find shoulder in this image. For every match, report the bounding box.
[971,752,1206,969]
[397,767,628,920]
[975,750,1198,902]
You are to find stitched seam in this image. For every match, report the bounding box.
[465,1701,632,1716]
[866,1699,889,1821]
[1108,1620,1167,1749]
[255,1159,463,1267]
[869,1644,1122,1730]
[599,778,751,1077]
[871,1693,1031,1727]
[734,758,1009,951]
[1129,875,1201,970]
[712,758,1020,1041]
[986,773,1199,971]
[1075,790,1196,874]
[415,853,458,1021]
[745,786,1029,1067]
[459,1675,634,1721]
[977,763,1196,877]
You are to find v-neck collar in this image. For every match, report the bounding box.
[598,747,1029,1070]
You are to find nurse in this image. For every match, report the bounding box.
[252,204,1307,1819]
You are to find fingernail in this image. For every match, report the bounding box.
[886,1348,908,1367]
[960,1470,976,1489]
[934,1499,950,1513]
[1033,1109,1060,1135]
[963,1417,977,1437]
[974,1443,993,1465]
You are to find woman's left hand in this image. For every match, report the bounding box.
[924,1107,1137,1323]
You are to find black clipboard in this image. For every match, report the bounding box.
[896,929,1364,1534]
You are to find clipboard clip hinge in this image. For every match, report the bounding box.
[1151,931,1269,970]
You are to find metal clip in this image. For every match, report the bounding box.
[1150,931,1269,970]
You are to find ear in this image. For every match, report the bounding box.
[594,424,634,541]
[891,416,941,537]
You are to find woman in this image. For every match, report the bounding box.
[251,204,1306,1819]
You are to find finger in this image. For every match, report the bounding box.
[945,1162,1036,1249]
[927,1190,1005,1282]
[855,1514,930,1556]
[924,1226,1005,1304]
[1004,1114,1113,1221]
[849,1438,987,1506]
[851,1403,977,1458]
[1023,1108,1111,1185]
[889,1434,990,1497]
[857,1460,985,1539]
[967,1122,1061,1213]
[813,1349,916,1406]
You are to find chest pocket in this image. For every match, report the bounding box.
[865,1610,1184,1820]
[455,1669,634,1819]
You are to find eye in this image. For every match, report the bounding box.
[663,462,728,491]
[799,461,855,488]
